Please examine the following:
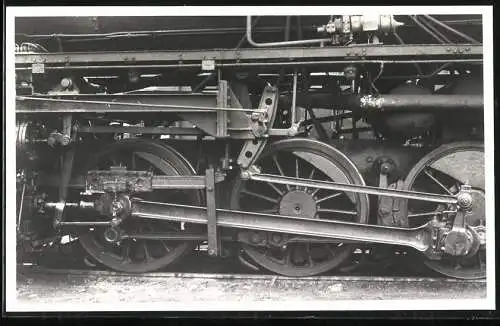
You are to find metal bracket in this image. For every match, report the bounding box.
[54,129,75,228]
[267,71,304,137]
[216,80,229,138]
[48,114,73,147]
[205,167,219,256]
[86,167,154,193]
[237,85,278,169]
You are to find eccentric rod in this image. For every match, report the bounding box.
[248,173,457,204]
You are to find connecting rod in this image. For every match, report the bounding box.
[130,200,431,252]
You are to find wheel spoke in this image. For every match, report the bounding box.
[310,187,321,197]
[325,244,337,258]
[423,168,453,195]
[121,242,131,263]
[143,242,153,262]
[241,189,279,204]
[272,155,290,190]
[161,240,171,253]
[295,158,301,191]
[304,168,316,192]
[306,244,314,267]
[315,192,342,204]
[284,247,293,266]
[266,182,284,197]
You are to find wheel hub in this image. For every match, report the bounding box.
[279,190,317,218]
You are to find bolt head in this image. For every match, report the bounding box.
[61,135,71,146]
[61,78,72,88]
[457,192,473,208]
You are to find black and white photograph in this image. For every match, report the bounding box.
[4,6,495,312]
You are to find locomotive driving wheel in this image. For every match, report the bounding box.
[402,142,486,279]
[76,139,203,273]
[230,138,370,277]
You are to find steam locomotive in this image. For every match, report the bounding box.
[15,13,486,279]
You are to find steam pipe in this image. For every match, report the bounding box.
[246,16,331,47]
[282,93,483,112]
[356,94,483,112]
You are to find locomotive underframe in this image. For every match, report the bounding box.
[15,14,486,279]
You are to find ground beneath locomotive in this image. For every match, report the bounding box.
[15,266,486,306]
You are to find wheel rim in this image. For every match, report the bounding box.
[230,138,369,277]
[402,142,486,279]
[77,139,202,273]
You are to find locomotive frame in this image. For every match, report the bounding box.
[5,6,496,304]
